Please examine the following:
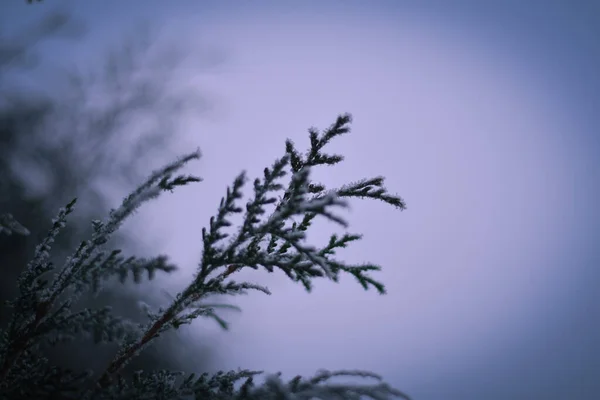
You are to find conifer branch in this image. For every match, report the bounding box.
[1,114,409,399]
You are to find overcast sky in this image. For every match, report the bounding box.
[4,1,600,399]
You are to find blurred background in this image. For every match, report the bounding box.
[1,1,599,399]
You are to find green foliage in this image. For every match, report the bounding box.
[0,114,409,399]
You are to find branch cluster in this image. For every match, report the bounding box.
[0,114,408,399]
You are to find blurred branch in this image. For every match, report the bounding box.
[1,10,83,72]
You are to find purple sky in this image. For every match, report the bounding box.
[4,1,600,399]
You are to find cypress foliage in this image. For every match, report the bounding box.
[0,114,409,399]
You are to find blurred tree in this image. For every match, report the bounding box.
[0,7,218,381]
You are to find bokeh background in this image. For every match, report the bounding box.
[2,1,599,399]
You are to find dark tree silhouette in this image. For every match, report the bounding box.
[1,8,218,383]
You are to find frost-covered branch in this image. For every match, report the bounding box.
[0,150,202,388]
[0,114,409,399]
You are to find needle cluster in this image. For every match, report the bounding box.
[0,114,409,399]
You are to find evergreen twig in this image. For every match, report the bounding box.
[0,114,408,400]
